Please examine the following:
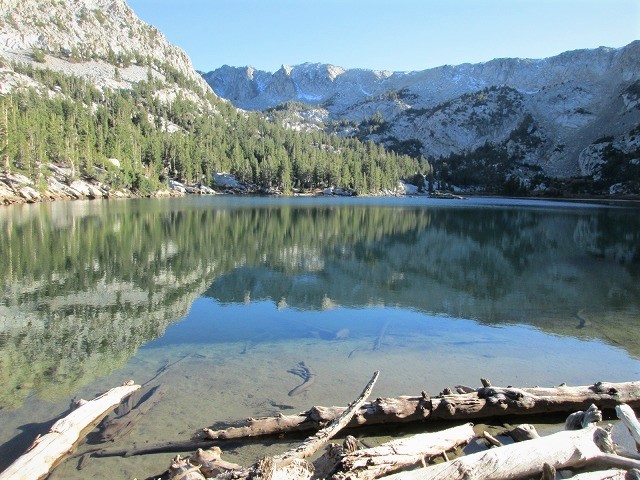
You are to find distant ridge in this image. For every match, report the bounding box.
[204,42,640,193]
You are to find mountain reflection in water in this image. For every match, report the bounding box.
[0,196,639,413]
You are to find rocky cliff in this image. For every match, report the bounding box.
[0,0,208,93]
[204,43,640,193]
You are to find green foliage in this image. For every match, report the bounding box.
[383,137,424,157]
[265,101,314,113]
[597,143,640,192]
[508,114,542,148]
[32,49,46,63]
[93,9,106,25]
[2,64,426,195]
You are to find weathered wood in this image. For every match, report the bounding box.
[313,444,346,480]
[506,424,540,441]
[482,431,504,447]
[189,447,243,477]
[566,403,603,430]
[203,380,640,442]
[540,463,556,480]
[272,371,380,467]
[169,455,206,480]
[0,382,141,480]
[568,470,628,480]
[90,438,229,458]
[331,423,476,480]
[195,372,380,480]
[617,404,640,452]
[382,426,640,480]
[627,468,640,480]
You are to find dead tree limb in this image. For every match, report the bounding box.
[194,372,380,480]
[567,469,630,480]
[203,380,640,442]
[481,431,503,448]
[382,426,640,480]
[331,423,476,480]
[272,370,379,467]
[617,404,640,452]
[0,382,140,480]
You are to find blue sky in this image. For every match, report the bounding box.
[127,0,640,73]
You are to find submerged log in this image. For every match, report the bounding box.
[383,426,640,480]
[99,384,166,442]
[204,380,640,441]
[0,382,140,480]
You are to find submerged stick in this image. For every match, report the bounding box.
[288,361,316,397]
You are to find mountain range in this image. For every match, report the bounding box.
[203,42,640,194]
[0,0,638,198]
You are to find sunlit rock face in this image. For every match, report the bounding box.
[205,42,640,187]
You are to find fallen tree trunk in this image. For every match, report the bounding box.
[382,426,640,480]
[0,381,140,480]
[331,423,476,480]
[204,380,640,441]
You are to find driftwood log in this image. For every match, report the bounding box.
[168,388,640,480]
[331,423,475,480]
[569,470,635,480]
[383,425,640,480]
[0,381,140,480]
[617,404,640,452]
[181,372,380,480]
[204,380,640,441]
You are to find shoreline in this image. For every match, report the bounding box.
[2,170,640,208]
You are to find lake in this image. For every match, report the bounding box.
[0,196,639,478]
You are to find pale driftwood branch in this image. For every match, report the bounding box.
[382,426,640,480]
[506,424,540,441]
[272,371,380,467]
[566,403,603,430]
[204,381,640,442]
[331,423,476,480]
[482,431,503,448]
[0,382,141,480]
[568,470,628,480]
[617,404,640,452]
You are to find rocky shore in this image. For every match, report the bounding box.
[0,165,192,206]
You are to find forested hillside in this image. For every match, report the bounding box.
[0,0,426,204]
